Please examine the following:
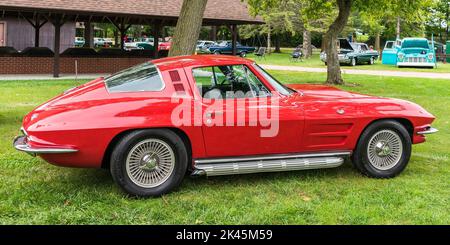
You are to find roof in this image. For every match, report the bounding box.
[0,0,263,25]
[153,55,252,71]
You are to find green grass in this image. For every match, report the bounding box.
[248,49,450,73]
[0,74,449,224]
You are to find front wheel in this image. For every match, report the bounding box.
[240,51,247,57]
[350,57,357,66]
[352,120,412,178]
[110,129,188,197]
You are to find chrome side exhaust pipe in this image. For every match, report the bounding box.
[192,152,350,177]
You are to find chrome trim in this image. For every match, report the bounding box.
[417,127,439,135]
[13,136,78,157]
[193,156,345,177]
[194,151,351,165]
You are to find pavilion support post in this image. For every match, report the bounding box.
[50,16,65,78]
[231,25,238,56]
[210,26,217,41]
[84,20,94,48]
[108,17,131,50]
[152,22,161,59]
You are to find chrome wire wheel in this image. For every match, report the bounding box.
[367,129,403,170]
[125,139,175,188]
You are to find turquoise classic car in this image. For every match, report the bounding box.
[382,38,436,68]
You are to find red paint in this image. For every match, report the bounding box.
[20,55,436,168]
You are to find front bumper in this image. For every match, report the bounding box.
[397,62,435,67]
[13,128,78,157]
[417,127,439,135]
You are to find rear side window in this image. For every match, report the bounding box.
[105,62,164,93]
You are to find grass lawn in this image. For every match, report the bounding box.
[0,73,449,224]
[247,49,450,73]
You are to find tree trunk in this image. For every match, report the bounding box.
[267,23,271,54]
[169,0,208,56]
[375,32,381,53]
[302,29,312,58]
[325,0,352,85]
[274,34,281,53]
[396,16,401,40]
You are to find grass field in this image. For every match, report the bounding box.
[0,72,449,224]
[247,49,450,73]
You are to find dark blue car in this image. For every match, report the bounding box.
[208,41,256,57]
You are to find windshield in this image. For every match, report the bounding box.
[252,64,295,96]
[218,41,229,47]
[402,39,429,49]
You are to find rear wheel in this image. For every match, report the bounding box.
[110,129,188,197]
[352,120,412,178]
[369,57,375,65]
[240,51,247,57]
[350,57,357,66]
[214,50,221,55]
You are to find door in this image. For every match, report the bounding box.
[382,41,398,65]
[0,22,6,47]
[191,64,304,158]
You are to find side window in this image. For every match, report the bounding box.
[192,65,270,99]
[361,45,368,51]
[105,62,164,93]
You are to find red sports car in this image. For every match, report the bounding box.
[14,55,438,197]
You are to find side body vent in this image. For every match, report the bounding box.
[169,70,186,94]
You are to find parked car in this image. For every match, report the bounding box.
[208,41,256,57]
[158,41,171,51]
[382,38,436,68]
[196,40,217,53]
[320,38,379,66]
[125,37,154,51]
[14,55,437,197]
[74,37,85,47]
[397,38,436,68]
[94,38,113,48]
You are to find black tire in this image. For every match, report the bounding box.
[352,120,412,178]
[350,57,357,66]
[214,50,221,55]
[369,57,375,65]
[240,51,247,57]
[110,129,188,197]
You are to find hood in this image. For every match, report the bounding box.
[339,38,354,51]
[287,84,372,100]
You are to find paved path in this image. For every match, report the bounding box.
[261,65,450,79]
[0,74,108,81]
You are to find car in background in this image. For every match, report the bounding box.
[196,40,217,53]
[94,38,113,48]
[158,41,171,51]
[124,37,154,51]
[396,38,436,68]
[320,38,379,66]
[74,37,85,47]
[208,41,256,57]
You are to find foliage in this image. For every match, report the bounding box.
[0,74,449,224]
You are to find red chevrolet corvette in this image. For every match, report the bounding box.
[14,55,437,197]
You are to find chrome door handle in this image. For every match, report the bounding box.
[206,111,224,118]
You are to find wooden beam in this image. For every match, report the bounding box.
[231,25,237,56]
[152,21,162,59]
[48,15,66,78]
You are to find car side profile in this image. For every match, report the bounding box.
[14,55,437,197]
